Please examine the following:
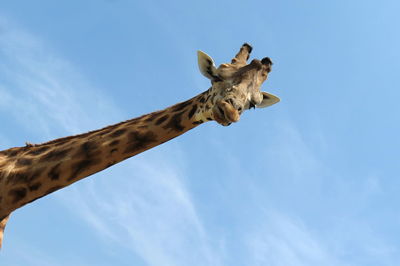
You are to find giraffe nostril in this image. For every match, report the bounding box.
[218,106,225,116]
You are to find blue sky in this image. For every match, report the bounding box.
[1,0,400,265]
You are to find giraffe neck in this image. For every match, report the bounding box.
[0,88,214,217]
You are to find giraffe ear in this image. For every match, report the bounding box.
[257,92,280,108]
[197,50,219,81]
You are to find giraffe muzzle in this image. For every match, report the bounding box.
[213,100,240,126]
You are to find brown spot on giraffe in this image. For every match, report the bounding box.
[78,140,99,158]
[171,99,193,112]
[155,114,169,125]
[15,158,33,167]
[143,110,163,122]
[8,188,27,204]
[68,158,101,182]
[163,111,186,132]
[6,172,29,185]
[123,130,157,154]
[109,140,120,147]
[188,104,198,119]
[28,182,42,192]
[109,128,127,138]
[39,148,72,162]
[48,163,61,181]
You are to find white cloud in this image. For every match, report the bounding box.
[245,211,344,266]
[0,16,120,140]
[60,153,222,266]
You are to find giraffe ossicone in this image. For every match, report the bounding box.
[0,43,279,248]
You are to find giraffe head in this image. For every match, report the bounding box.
[197,43,279,126]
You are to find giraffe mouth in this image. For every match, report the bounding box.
[213,100,240,126]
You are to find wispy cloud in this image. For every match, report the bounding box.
[61,154,222,266]
[0,16,120,140]
[245,211,344,266]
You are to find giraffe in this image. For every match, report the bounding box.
[0,43,279,248]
